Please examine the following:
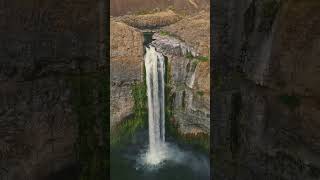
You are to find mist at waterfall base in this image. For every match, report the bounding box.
[110,46,209,180]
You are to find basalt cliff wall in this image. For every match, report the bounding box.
[110,11,210,136]
[212,0,320,179]
[0,1,107,179]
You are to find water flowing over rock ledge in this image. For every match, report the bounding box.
[149,32,210,135]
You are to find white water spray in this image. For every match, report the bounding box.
[144,46,166,165]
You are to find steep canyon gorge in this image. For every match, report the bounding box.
[0,0,319,179]
[110,9,210,143]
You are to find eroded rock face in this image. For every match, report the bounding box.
[162,11,210,56]
[110,20,144,128]
[151,30,210,135]
[115,10,182,29]
[212,0,320,179]
[111,0,210,16]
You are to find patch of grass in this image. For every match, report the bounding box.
[134,9,158,15]
[185,51,209,62]
[111,80,148,146]
[131,81,148,120]
[110,64,148,146]
[158,30,184,41]
[197,56,209,62]
[159,30,170,36]
[197,91,204,96]
[110,117,146,146]
[278,93,301,110]
[186,51,194,59]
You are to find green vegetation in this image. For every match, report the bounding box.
[134,8,160,15]
[167,117,209,153]
[186,51,194,59]
[110,117,146,146]
[158,30,184,41]
[159,30,171,36]
[132,81,148,121]
[67,71,108,180]
[185,51,209,62]
[278,93,301,110]
[164,57,209,152]
[165,57,174,122]
[110,73,148,146]
[197,91,204,96]
[197,56,209,62]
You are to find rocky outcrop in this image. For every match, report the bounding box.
[212,0,320,179]
[115,10,182,29]
[151,31,210,135]
[161,11,210,56]
[111,0,210,16]
[110,20,144,128]
[111,11,210,136]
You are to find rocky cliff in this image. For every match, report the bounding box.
[110,10,210,138]
[151,11,210,135]
[212,0,320,179]
[0,1,107,179]
[114,10,182,29]
[110,0,210,16]
[110,20,144,129]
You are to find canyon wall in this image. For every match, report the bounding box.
[111,0,210,16]
[212,0,320,179]
[110,11,210,136]
[110,20,144,128]
[151,11,210,135]
[0,1,107,179]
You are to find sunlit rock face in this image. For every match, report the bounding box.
[110,20,144,128]
[115,10,182,29]
[212,0,320,179]
[111,10,210,135]
[149,11,210,135]
[110,0,210,16]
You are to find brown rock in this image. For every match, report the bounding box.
[110,20,144,128]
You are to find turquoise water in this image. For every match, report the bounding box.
[111,129,210,180]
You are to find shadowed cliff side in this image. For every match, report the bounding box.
[0,1,107,179]
[212,0,320,179]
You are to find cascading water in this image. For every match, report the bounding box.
[144,45,166,165]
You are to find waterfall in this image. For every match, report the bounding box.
[144,45,166,165]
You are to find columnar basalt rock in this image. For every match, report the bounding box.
[111,10,210,136]
[150,22,210,135]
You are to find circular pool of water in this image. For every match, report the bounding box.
[111,129,210,180]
